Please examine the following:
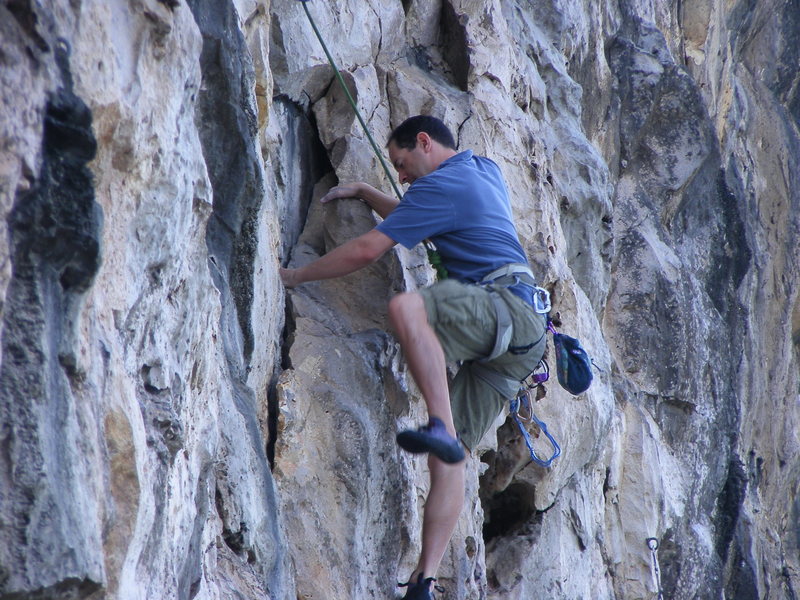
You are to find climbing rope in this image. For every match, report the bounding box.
[647,537,664,600]
[297,0,447,279]
[297,0,403,202]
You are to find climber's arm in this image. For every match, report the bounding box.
[279,228,396,288]
[320,182,400,219]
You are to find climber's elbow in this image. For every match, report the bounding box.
[353,229,396,266]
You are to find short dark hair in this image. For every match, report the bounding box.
[387,115,457,150]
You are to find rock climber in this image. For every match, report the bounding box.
[279,115,547,599]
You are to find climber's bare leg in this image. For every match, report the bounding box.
[389,292,466,586]
[411,454,465,582]
[388,292,456,436]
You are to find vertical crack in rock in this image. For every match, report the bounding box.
[0,39,103,597]
[177,462,213,600]
[715,459,747,561]
[265,97,331,469]
[404,0,471,93]
[722,536,759,600]
[267,293,295,469]
[605,12,759,598]
[439,0,471,92]
[186,0,290,596]
[188,0,261,370]
[714,457,757,600]
[272,97,331,261]
[653,528,680,596]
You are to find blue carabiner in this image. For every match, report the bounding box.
[510,391,561,468]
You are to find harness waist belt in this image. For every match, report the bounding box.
[481,263,536,287]
[478,263,540,362]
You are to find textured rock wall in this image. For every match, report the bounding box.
[1,0,798,599]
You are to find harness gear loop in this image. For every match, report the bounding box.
[479,263,551,312]
[471,354,559,468]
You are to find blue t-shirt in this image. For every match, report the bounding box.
[377,150,532,298]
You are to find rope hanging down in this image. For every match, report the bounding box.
[297,0,447,279]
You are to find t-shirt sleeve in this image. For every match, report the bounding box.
[375,182,455,249]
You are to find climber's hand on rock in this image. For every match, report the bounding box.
[320,182,396,219]
[279,267,300,289]
[320,182,363,204]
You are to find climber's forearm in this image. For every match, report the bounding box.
[280,229,396,288]
[357,183,400,219]
[321,182,400,219]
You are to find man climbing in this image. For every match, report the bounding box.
[279,115,547,599]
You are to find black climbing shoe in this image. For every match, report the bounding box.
[398,573,445,599]
[396,417,465,464]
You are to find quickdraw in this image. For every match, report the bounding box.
[510,361,561,468]
[647,537,665,600]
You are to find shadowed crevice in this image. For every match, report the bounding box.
[440,0,470,92]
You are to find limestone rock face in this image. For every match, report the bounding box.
[1,0,798,599]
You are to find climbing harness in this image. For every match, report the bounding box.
[475,355,559,468]
[647,537,665,600]
[297,0,447,279]
[473,270,598,467]
[470,267,561,467]
[477,264,546,361]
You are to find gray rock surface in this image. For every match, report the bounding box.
[0,0,797,598]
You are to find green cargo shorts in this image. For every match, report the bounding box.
[419,279,547,450]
